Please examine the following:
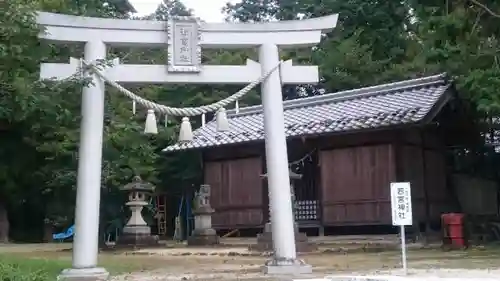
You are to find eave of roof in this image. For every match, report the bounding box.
[163,73,452,153]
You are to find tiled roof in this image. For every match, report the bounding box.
[164,73,452,152]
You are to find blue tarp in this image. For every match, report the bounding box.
[53,225,74,240]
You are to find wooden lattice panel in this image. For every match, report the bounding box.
[295,200,318,221]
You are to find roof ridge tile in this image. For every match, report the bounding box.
[228,73,447,117]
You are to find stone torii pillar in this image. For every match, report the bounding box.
[36,12,338,279]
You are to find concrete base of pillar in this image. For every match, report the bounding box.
[187,228,220,246]
[58,267,109,281]
[262,260,313,275]
[115,225,159,248]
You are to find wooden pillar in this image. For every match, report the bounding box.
[315,147,325,237]
[393,131,420,242]
[420,129,431,245]
[0,199,9,243]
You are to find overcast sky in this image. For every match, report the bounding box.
[129,0,239,22]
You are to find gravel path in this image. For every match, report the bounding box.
[111,267,500,281]
[325,269,500,280]
[108,245,500,281]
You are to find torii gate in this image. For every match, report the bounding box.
[37,12,338,279]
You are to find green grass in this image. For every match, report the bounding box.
[0,254,69,281]
[0,251,159,281]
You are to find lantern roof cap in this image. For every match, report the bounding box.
[120,176,155,192]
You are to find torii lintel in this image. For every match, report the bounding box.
[36,12,339,47]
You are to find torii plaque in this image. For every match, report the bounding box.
[37,12,338,279]
[167,16,201,73]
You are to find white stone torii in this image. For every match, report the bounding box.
[37,12,338,279]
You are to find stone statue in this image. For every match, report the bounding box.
[195,184,210,209]
[188,184,218,246]
[198,184,210,207]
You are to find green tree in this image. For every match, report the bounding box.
[224,0,280,22]
[152,0,193,20]
[0,0,56,242]
[400,0,500,178]
[224,0,414,95]
[404,0,500,112]
[41,0,135,18]
[0,0,158,242]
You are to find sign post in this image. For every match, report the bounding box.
[390,182,412,275]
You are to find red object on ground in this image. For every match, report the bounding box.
[441,213,466,247]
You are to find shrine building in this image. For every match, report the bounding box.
[163,73,477,236]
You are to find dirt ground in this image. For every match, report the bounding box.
[2,240,500,280]
[110,247,500,280]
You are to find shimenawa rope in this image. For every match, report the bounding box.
[82,60,282,117]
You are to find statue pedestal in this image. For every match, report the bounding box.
[187,206,219,246]
[116,201,158,248]
[249,222,317,252]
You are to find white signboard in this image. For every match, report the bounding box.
[390,182,413,226]
[390,182,412,275]
[167,16,201,73]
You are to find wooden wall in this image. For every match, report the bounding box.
[398,145,426,221]
[319,145,396,225]
[398,129,452,223]
[201,128,452,229]
[204,155,265,229]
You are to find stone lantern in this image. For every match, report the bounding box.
[250,168,317,252]
[116,176,159,248]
